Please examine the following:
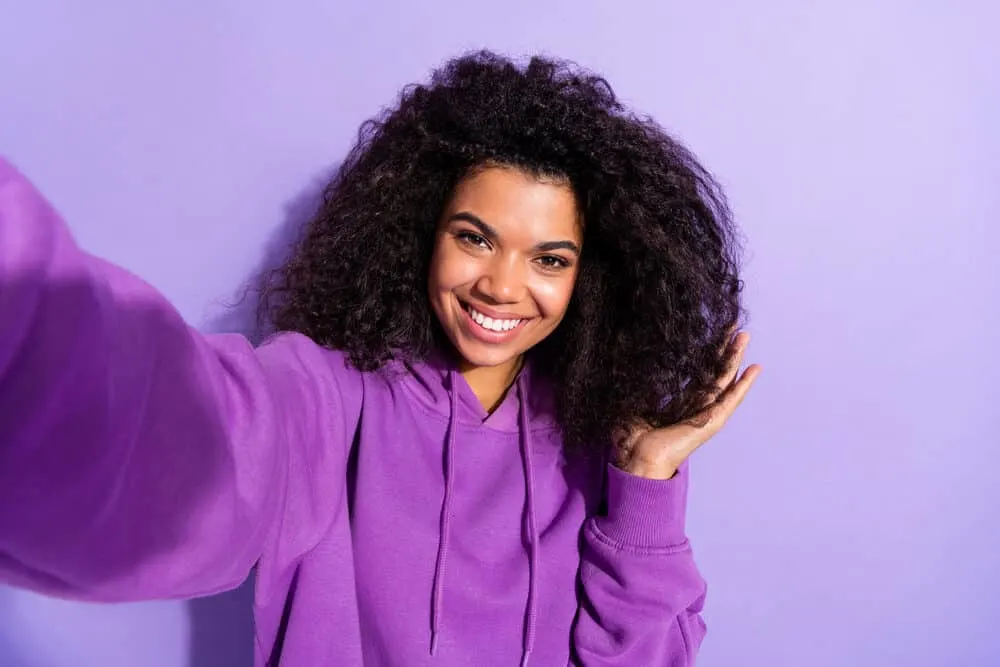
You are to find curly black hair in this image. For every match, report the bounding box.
[261,50,743,454]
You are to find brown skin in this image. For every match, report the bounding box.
[428,166,761,477]
[618,331,762,479]
[428,166,583,411]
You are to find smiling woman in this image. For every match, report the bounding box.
[265,52,750,454]
[0,50,756,667]
[429,167,583,409]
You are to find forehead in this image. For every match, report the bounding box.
[445,166,582,241]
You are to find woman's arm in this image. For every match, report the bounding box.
[572,329,758,664]
[0,157,362,601]
[571,463,706,665]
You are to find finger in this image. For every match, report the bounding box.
[724,320,740,343]
[672,362,760,459]
[714,331,749,395]
[716,323,740,362]
[713,363,761,424]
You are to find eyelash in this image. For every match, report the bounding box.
[457,231,490,249]
[536,255,571,270]
[455,230,572,270]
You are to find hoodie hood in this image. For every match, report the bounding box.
[398,349,559,434]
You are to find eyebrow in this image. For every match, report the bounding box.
[447,212,581,255]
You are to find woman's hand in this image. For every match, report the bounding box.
[616,331,761,480]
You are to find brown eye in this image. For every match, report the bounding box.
[536,255,570,270]
[457,231,490,249]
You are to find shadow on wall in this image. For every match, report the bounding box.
[187,579,255,667]
[189,165,339,667]
[202,164,341,344]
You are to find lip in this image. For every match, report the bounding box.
[457,298,531,345]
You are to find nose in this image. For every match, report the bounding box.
[475,255,526,304]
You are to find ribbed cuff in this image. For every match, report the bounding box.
[595,462,689,549]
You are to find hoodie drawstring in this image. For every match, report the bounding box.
[517,377,539,667]
[429,371,540,667]
[430,370,459,656]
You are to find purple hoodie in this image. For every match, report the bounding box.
[0,157,707,666]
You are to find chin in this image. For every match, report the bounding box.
[453,340,522,369]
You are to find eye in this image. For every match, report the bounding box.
[456,231,491,250]
[535,255,571,270]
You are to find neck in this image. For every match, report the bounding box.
[459,355,524,414]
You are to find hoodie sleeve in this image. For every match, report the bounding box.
[0,158,362,602]
[572,462,707,666]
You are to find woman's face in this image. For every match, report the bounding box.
[428,166,583,370]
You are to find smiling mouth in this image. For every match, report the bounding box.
[462,302,522,331]
[459,300,527,335]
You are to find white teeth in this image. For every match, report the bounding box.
[466,305,521,333]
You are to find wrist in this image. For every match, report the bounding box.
[594,463,690,549]
[618,458,679,480]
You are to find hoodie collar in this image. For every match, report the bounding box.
[398,348,558,433]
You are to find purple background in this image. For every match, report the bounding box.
[1,1,997,666]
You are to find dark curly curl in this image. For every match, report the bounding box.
[261,50,744,454]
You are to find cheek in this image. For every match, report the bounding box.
[430,244,478,294]
[532,273,578,318]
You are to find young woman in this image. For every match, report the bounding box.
[0,51,760,666]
